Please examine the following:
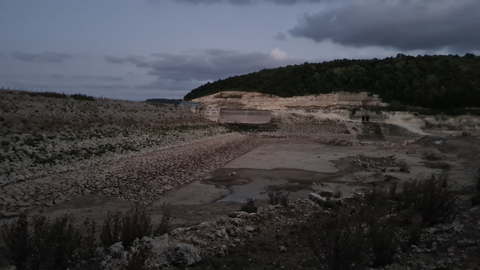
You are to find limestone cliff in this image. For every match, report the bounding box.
[192,91,388,111]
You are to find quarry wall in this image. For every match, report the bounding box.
[192,91,388,111]
[194,107,271,124]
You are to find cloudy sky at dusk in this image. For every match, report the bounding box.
[1,0,479,100]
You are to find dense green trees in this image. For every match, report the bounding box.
[184,54,480,110]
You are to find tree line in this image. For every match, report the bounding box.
[184,54,480,111]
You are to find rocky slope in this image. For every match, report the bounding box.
[0,90,265,216]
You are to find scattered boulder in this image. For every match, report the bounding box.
[324,198,344,208]
[144,234,170,267]
[244,226,257,233]
[384,174,400,181]
[108,242,124,258]
[319,190,334,197]
[309,193,326,205]
[167,243,202,266]
[228,211,246,218]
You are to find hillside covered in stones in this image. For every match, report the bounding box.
[0,90,265,216]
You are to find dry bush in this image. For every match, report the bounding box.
[240,198,258,213]
[307,211,369,270]
[396,175,454,226]
[121,205,153,248]
[154,203,174,236]
[1,214,96,270]
[407,215,423,246]
[125,243,152,270]
[261,186,290,206]
[333,184,342,198]
[363,210,400,268]
[70,93,95,101]
[364,183,389,206]
[100,205,154,248]
[1,214,30,270]
[100,211,122,247]
[306,175,456,269]
[472,169,480,206]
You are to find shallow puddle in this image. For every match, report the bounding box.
[203,168,337,203]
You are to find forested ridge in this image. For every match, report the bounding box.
[184,54,480,110]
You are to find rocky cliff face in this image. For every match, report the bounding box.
[192,91,388,110]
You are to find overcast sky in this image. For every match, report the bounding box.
[1,0,479,100]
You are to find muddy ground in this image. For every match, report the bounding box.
[2,130,480,269]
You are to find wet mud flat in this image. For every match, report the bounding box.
[2,136,478,269]
[163,138,463,206]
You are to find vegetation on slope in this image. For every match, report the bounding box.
[184,54,480,110]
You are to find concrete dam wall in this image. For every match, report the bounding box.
[219,108,272,124]
[195,107,272,124]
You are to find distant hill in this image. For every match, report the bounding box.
[184,54,480,110]
[145,98,182,105]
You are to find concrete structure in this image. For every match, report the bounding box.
[219,108,271,124]
[196,107,272,124]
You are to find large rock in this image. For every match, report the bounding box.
[108,242,124,258]
[144,234,170,268]
[101,242,128,270]
[309,193,326,205]
[167,243,202,266]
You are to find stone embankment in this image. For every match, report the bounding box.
[0,90,227,186]
[1,133,263,217]
[0,90,266,217]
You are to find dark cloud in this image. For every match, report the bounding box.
[9,81,77,89]
[105,55,149,67]
[48,74,123,81]
[174,0,224,4]
[170,0,318,5]
[274,32,286,41]
[108,48,301,84]
[83,83,131,89]
[266,0,321,5]
[12,51,72,63]
[49,74,65,79]
[289,0,480,51]
[135,79,200,91]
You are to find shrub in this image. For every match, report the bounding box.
[365,212,400,268]
[70,93,95,101]
[100,205,154,248]
[307,212,369,270]
[407,215,423,246]
[333,184,342,198]
[472,169,480,206]
[262,186,290,206]
[1,214,30,270]
[121,205,152,248]
[240,198,258,213]
[100,211,122,247]
[26,91,68,99]
[396,175,454,226]
[154,203,174,236]
[364,183,388,206]
[1,214,95,270]
[125,243,152,270]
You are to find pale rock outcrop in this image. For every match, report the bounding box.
[193,91,388,111]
